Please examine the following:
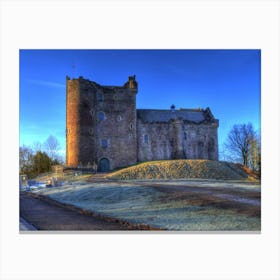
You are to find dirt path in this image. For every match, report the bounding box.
[20,192,160,231]
[152,184,261,218]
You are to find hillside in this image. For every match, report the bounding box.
[106,160,259,181]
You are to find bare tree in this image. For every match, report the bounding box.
[248,132,261,172]
[32,141,42,152]
[224,123,256,167]
[19,145,33,175]
[44,135,61,161]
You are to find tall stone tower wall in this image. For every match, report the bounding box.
[66,77,80,166]
[66,75,138,170]
[95,76,138,170]
[66,76,98,167]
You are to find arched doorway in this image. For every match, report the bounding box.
[98,158,110,172]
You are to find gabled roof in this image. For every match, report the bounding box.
[137,108,218,124]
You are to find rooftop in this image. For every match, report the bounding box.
[137,108,217,124]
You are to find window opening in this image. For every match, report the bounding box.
[144,134,149,144]
[98,112,105,121]
[101,139,108,148]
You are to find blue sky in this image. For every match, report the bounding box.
[20,49,261,159]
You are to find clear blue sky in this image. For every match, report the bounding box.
[20,49,261,159]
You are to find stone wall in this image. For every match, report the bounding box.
[182,123,218,160]
[137,121,172,161]
[95,86,137,170]
[66,77,80,166]
[137,120,218,162]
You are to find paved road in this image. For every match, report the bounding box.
[20,192,158,231]
[20,217,37,231]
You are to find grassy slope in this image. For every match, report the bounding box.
[106,160,258,180]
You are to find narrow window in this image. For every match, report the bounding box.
[144,134,149,144]
[88,128,94,136]
[97,93,103,102]
[98,111,105,121]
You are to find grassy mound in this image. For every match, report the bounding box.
[106,160,257,180]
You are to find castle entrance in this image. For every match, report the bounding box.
[98,158,110,172]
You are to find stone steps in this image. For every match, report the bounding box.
[86,172,110,182]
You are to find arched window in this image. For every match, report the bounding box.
[98,111,105,121]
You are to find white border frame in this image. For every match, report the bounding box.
[1,0,279,279]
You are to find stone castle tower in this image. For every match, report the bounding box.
[66,75,219,171]
[66,75,138,171]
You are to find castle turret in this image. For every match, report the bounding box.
[124,75,138,93]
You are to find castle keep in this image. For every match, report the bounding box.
[66,75,219,171]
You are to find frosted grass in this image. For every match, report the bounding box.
[32,181,261,231]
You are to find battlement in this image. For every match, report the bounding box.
[66,75,138,93]
[124,75,138,92]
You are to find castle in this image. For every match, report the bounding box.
[66,75,219,172]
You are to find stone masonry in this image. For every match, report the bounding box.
[66,75,219,171]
